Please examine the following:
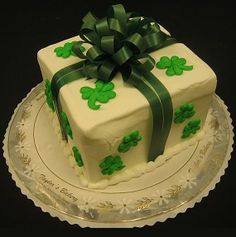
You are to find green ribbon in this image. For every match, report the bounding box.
[51,4,177,161]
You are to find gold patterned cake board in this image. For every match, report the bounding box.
[3,83,234,228]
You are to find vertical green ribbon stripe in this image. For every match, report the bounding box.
[129,76,165,161]
[142,71,173,155]
[51,61,85,140]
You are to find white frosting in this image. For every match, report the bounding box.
[47,105,212,189]
[37,30,217,185]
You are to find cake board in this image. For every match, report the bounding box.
[2,83,234,228]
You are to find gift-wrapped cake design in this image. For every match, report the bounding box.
[38,4,216,187]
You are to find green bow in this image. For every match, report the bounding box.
[51,4,177,162]
[72,4,176,82]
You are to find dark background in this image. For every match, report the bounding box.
[0,0,235,231]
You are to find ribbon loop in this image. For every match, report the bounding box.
[86,45,105,62]
[95,18,110,36]
[143,32,166,52]
[98,60,117,82]
[101,36,115,54]
[124,33,145,54]
[108,18,126,36]
[112,45,133,66]
[72,41,87,59]
[127,17,141,35]
[108,4,127,27]
[82,12,97,24]
[138,55,155,72]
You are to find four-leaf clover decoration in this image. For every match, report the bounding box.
[182,119,201,138]
[174,103,195,124]
[60,111,73,139]
[99,155,125,175]
[54,42,85,58]
[72,146,84,167]
[156,56,193,76]
[80,80,116,110]
[118,130,142,153]
[44,79,55,112]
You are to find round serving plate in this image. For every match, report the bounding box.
[3,83,234,228]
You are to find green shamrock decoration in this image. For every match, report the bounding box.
[156,56,193,76]
[174,103,195,124]
[118,130,142,153]
[60,111,73,139]
[80,80,116,110]
[99,155,125,175]
[54,42,85,58]
[182,119,201,138]
[72,146,84,167]
[44,79,55,112]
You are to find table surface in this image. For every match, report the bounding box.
[0,0,235,231]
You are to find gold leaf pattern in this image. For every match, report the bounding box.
[210,155,222,168]
[166,185,182,198]
[97,201,115,210]
[22,109,31,120]
[16,130,26,142]
[136,197,153,211]
[19,153,31,166]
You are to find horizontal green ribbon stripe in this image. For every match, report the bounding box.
[51,61,85,93]
[129,76,164,161]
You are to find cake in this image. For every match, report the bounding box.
[37,4,216,188]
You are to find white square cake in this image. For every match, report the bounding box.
[38,26,216,188]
